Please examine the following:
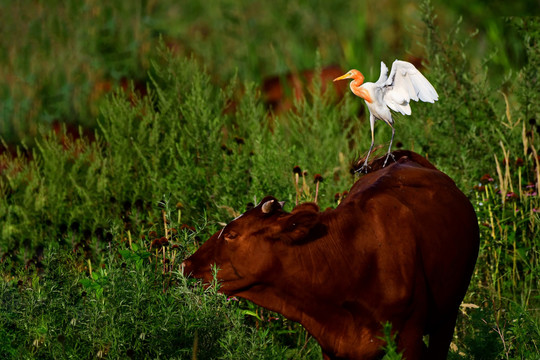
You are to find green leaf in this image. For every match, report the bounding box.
[240,310,262,321]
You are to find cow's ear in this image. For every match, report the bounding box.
[281,203,321,244]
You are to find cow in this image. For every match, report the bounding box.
[182,151,479,359]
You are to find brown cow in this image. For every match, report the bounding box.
[182,151,479,359]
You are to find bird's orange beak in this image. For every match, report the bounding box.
[333,73,352,82]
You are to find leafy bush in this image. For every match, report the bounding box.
[0,240,306,359]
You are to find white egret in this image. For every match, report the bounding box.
[334,60,438,172]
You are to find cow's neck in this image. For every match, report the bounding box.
[237,283,380,358]
[235,237,381,358]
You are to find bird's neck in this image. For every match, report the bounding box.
[352,73,364,87]
[350,78,373,103]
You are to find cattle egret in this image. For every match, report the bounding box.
[333,60,438,171]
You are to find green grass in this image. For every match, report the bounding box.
[1,1,540,358]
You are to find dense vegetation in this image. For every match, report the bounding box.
[1,1,539,358]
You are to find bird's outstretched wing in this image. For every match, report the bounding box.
[376,61,389,84]
[381,60,438,115]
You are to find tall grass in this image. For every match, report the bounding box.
[445,16,540,360]
[0,237,307,359]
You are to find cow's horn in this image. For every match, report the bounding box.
[261,199,275,213]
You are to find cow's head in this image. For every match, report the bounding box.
[182,196,325,294]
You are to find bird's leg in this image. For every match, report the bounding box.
[383,125,396,167]
[357,141,374,173]
[357,115,376,173]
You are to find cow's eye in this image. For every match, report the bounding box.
[224,231,238,242]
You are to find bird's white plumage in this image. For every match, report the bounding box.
[376,61,389,84]
[333,59,438,171]
[380,60,438,116]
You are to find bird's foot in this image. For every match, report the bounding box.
[355,161,370,174]
[382,152,396,167]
